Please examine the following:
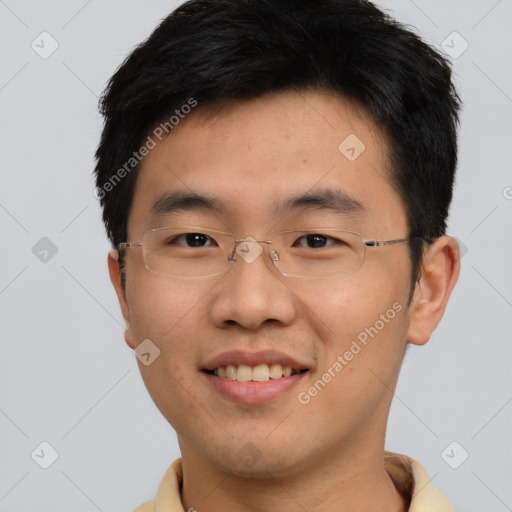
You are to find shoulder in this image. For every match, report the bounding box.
[133,500,155,512]
[385,451,453,512]
[131,459,184,512]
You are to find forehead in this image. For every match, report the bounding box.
[128,89,406,236]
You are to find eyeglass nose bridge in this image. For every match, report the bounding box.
[227,236,276,265]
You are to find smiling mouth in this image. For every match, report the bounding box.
[204,363,309,382]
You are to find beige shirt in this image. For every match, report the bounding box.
[134,452,453,511]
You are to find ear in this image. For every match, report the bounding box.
[407,236,460,346]
[108,248,135,349]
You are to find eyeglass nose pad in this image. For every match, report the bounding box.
[270,250,280,262]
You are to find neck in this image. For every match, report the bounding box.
[179,441,409,512]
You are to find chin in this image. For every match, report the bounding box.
[200,437,310,480]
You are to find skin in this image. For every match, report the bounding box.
[108,89,460,512]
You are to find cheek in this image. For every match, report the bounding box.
[127,272,219,342]
[290,264,411,404]
[289,267,409,343]
[125,273,221,394]
[126,275,219,426]
[292,288,409,441]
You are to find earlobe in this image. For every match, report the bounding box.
[108,249,135,349]
[407,236,460,346]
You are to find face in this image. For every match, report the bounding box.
[112,90,421,477]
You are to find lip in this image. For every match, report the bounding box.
[201,349,312,405]
[203,349,310,372]
[202,370,308,404]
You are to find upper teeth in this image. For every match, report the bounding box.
[213,363,300,381]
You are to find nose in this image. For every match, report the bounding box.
[209,239,297,330]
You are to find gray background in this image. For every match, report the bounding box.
[1,0,511,510]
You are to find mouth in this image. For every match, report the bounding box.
[203,363,309,382]
[201,351,311,404]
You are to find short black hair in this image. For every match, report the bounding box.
[94,0,461,289]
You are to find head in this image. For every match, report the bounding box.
[95,0,460,479]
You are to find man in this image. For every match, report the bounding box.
[94,0,461,510]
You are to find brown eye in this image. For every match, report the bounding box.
[170,233,214,247]
[295,234,334,248]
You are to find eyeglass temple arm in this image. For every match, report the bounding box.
[117,242,143,250]
[365,236,432,247]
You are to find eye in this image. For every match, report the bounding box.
[294,233,338,249]
[169,233,215,248]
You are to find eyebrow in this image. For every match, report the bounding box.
[149,188,364,219]
[150,191,224,218]
[276,188,364,217]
